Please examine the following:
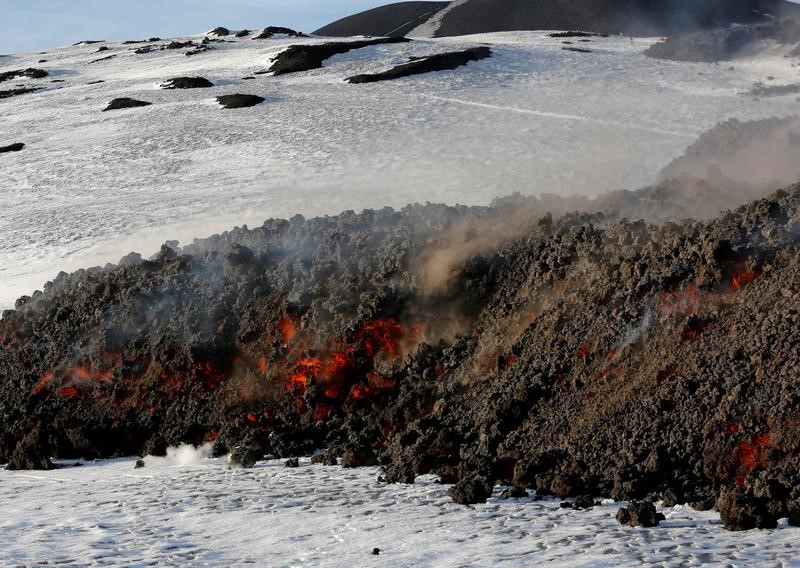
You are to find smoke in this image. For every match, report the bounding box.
[142,442,215,466]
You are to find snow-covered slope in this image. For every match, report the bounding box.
[3,455,798,567]
[1,31,798,308]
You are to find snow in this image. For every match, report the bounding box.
[0,31,798,311]
[2,455,799,566]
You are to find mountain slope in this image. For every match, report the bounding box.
[313,1,448,37]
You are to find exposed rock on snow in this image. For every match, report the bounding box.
[346,46,491,83]
[0,68,48,82]
[208,27,230,37]
[0,87,41,99]
[103,98,152,111]
[0,143,24,153]
[269,37,411,75]
[161,76,214,89]
[253,27,307,40]
[448,475,494,504]
[216,94,265,109]
[616,501,666,527]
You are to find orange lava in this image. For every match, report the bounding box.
[731,270,761,291]
[60,386,79,398]
[279,317,296,344]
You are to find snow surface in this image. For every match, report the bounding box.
[2,455,800,567]
[0,31,798,310]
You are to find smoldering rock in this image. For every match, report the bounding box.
[616,501,665,527]
[216,94,265,109]
[346,47,491,84]
[103,98,152,111]
[161,77,214,89]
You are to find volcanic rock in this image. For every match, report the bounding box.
[562,46,592,54]
[161,77,214,89]
[235,29,252,38]
[717,486,779,530]
[208,27,230,37]
[6,428,52,471]
[499,486,529,499]
[0,143,24,153]
[269,37,411,75]
[346,46,491,83]
[561,495,601,509]
[285,457,300,468]
[228,444,262,469]
[103,98,152,111]
[448,475,493,505]
[166,41,195,50]
[0,87,41,99]
[341,447,379,468]
[372,548,381,555]
[252,27,307,40]
[616,501,666,528]
[134,459,145,469]
[0,68,48,82]
[216,94,265,109]
[314,2,448,37]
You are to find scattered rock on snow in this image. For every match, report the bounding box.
[0,87,41,99]
[0,68,48,82]
[161,76,214,89]
[499,486,529,499]
[235,29,252,38]
[227,444,262,469]
[270,37,411,75]
[216,94,265,109]
[616,501,666,527]
[253,27,306,40]
[448,475,493,505]
[103,98,152,111]
[134,459,145,469]
[208,27,231,37]
[560,495,601,510]
[346,46,491,83]
[0,143,24,153]
[285,457,300,467]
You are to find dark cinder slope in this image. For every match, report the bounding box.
[433,0,793,37]
[314,1,448,37]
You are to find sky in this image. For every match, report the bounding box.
[0,0,389,53]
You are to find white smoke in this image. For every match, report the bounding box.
[142,442,215,467]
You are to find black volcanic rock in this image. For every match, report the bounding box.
[0,68,48,83]
[235,29,252,38]
[269,37,411,75]
[449,475,493,504]
[347,46,491,83]
[0,143,24,153]
[0,87,41,99]
[252,27,307,40]
[314,1,448,37]
[216,94,265,109]
[103,98,152,111]
[208,27,230,37]
[616,501,665,527]
[161,77,214,89]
